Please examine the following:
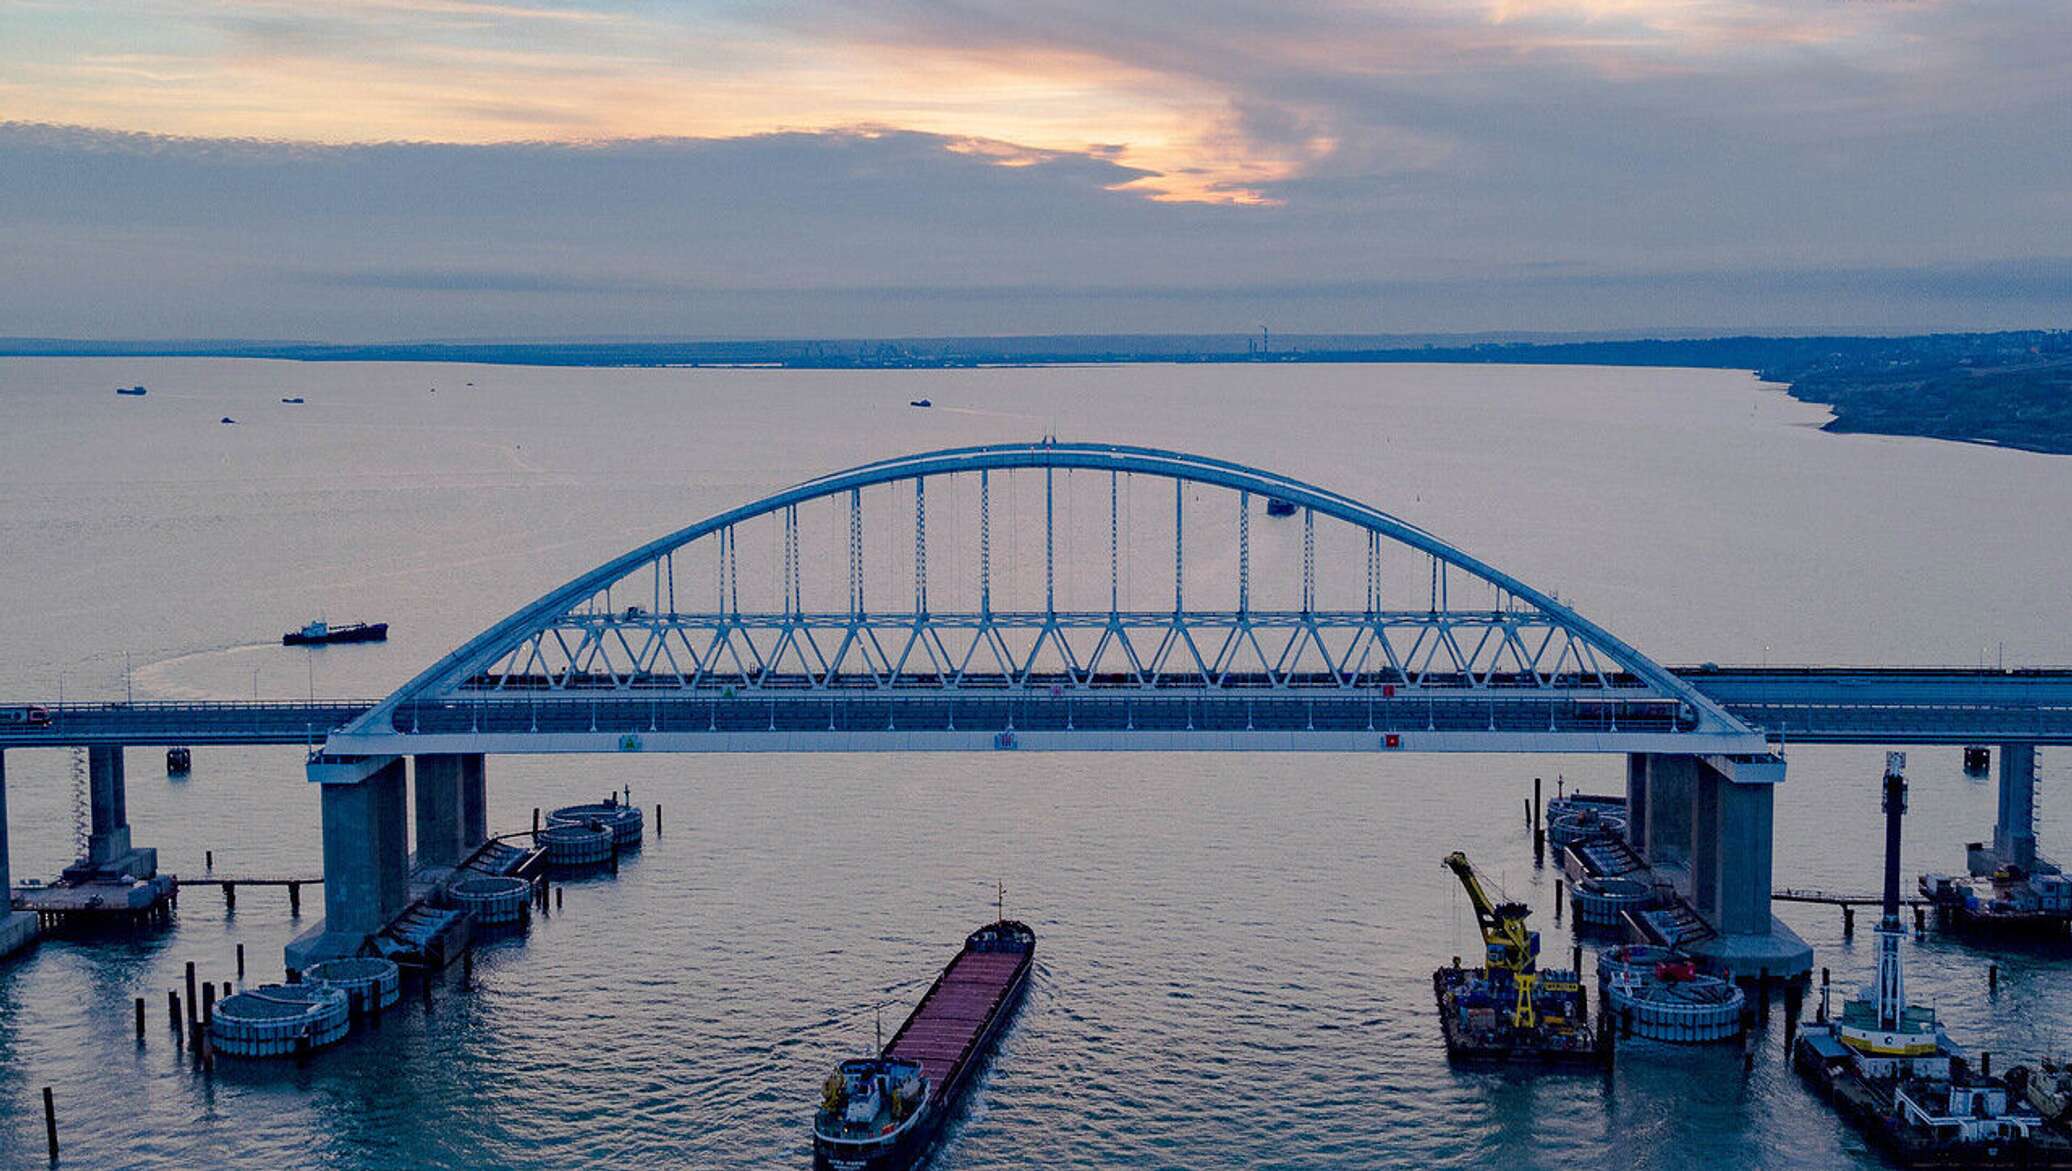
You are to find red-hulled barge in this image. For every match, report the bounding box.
[814,921,1035,1171]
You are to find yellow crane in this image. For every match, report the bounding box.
[1443,851,1542,1029]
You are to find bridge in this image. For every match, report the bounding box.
[2,442,2062,977]
[5,668,2070,751]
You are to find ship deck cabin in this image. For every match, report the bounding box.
[816,1057,929,1145]
[1895,1075,2043,1143]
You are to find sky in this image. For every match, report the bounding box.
[1,0,2068,341]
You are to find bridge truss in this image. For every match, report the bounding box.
[330,443,1763,755]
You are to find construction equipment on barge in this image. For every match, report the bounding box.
[1435,851,1607,1067]
[1920,862,2071,937]
[1794,753,2072,1167]
[814,918,1036,1171]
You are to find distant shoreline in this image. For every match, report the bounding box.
[9,328,2066,455]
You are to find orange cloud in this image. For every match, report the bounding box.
[0,0,1948,203]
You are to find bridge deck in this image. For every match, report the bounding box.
[1,670,2068,750]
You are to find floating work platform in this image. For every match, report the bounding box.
[1921,867,2072,937]
[1433,965,1608,1067]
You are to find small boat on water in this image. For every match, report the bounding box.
[116,385,147,396]
[283,620,388,646]
[909,399,932,408]
[814,919,1035,1171]
[281,397,305,404]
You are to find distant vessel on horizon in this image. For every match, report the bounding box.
[116,385,147,396]
[283,619,388,646]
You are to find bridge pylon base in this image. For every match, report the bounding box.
[1684,915,1813,983]
[286,754,409,975]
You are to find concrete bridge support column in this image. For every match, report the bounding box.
[1994,744,2038,873]
[413,754,487,868]
[0,751,11,903]
[1624,754,1649,854]
[1691,762,1721,919]
[86,745,131,865]
[1713,776,1777,936]
[0,750,37,960]
[1682,753,1808,981]
[286,755,409,972]
[1639,753,1696,869]
[64,746,156,881]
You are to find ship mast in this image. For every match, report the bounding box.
[1875,751,1907,1031]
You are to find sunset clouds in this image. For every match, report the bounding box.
[5,1,2051,202]
[1,1,2067,335]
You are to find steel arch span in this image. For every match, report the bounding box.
[323,442,1764,757]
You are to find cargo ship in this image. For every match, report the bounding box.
[283,619,388,646]
[814,919,1035,1171]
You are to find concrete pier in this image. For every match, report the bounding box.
[1993,744,2038,873]
[412,754,487,868]
[1638,753,1696,868]
[286,755,409,971]
[1624,753,1649,854]
[61,746,157,883]
[0,750,40,960]
[1626,751,1809,979]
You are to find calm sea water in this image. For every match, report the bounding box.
[0,359,2067,1170]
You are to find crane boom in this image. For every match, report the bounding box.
[1443,851,1541,1028]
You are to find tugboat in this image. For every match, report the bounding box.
[1436,851,1607,1067]
[282,619,388,646]
[1795,754,2072,1166]
[814,914,1035,1170]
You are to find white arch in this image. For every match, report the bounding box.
[347,442,1746,735]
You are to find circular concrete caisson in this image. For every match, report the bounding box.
[548,803,643,846]
[211,984,351,1058]
[449,875,533,926]
[540,822,616,867]
[305,957,402,1013]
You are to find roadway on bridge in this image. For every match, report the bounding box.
[3,669,2068,750]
